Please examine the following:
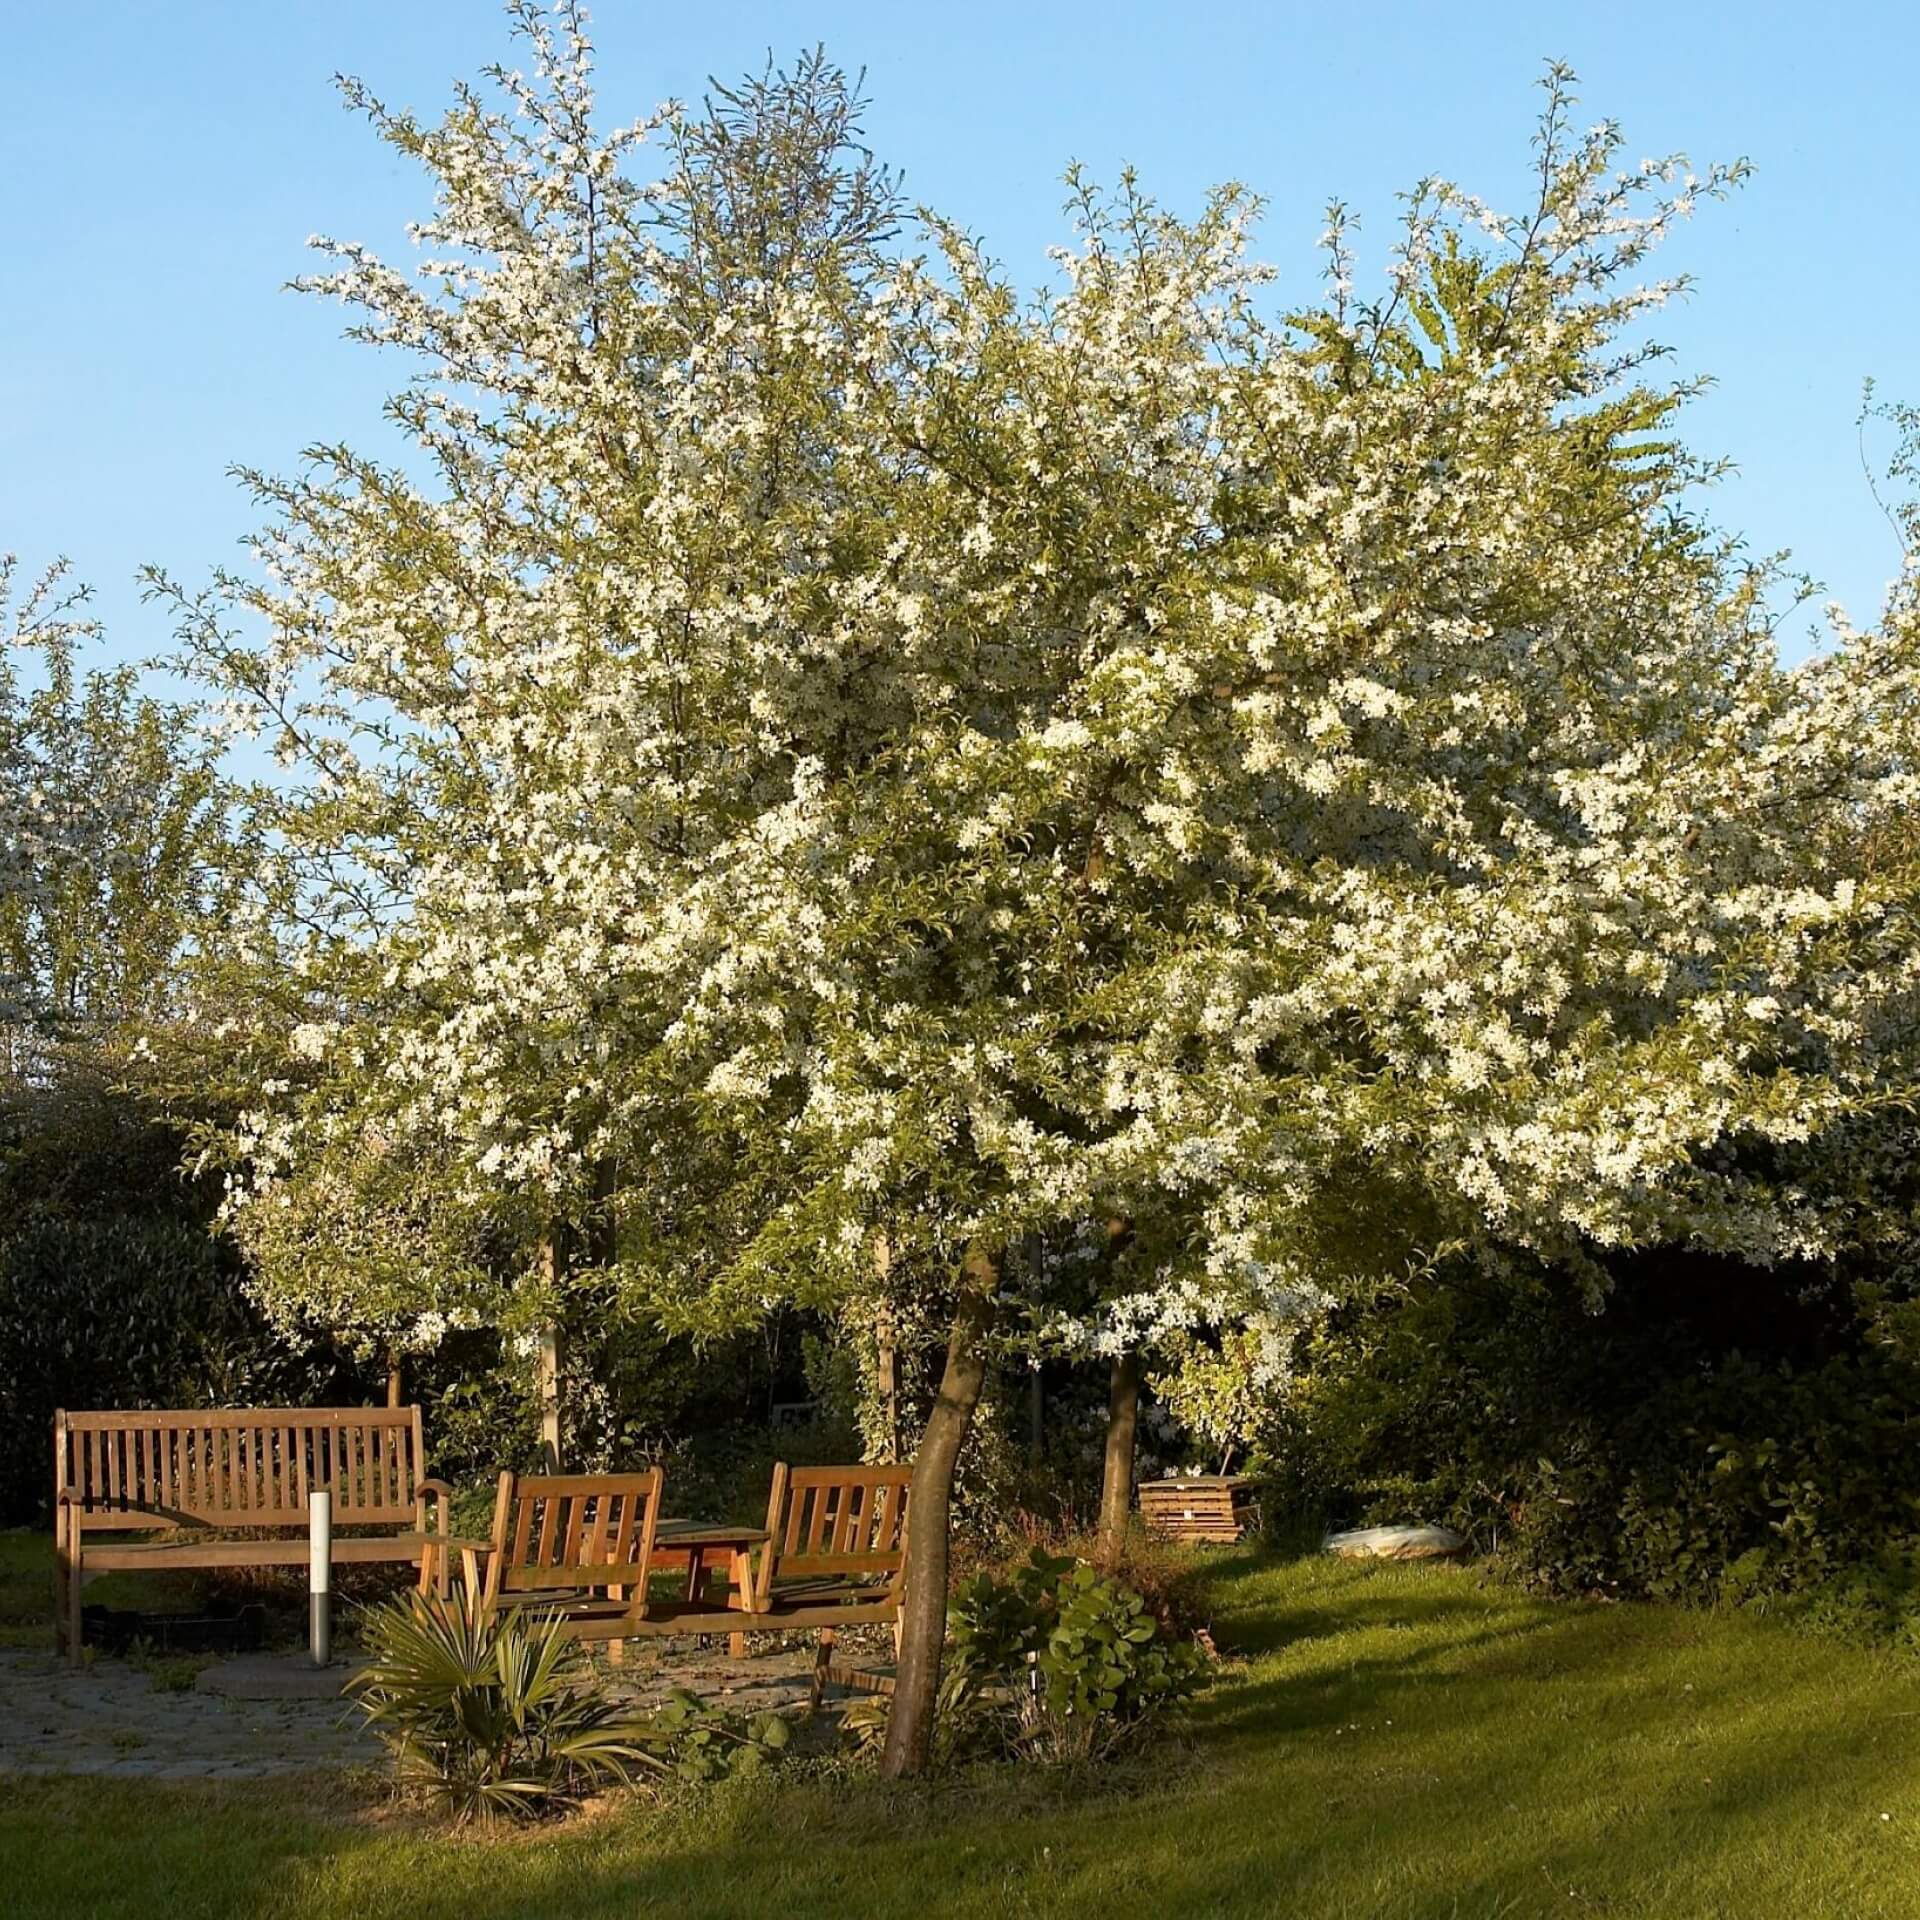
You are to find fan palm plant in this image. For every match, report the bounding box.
[347,1588,673,1823]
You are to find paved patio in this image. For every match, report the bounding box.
[0,1635,858,1779]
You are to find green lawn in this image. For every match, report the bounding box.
[7,1541,1920,1919]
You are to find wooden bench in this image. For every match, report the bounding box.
[466,1462,911,1703]
[54,1405,459,1660]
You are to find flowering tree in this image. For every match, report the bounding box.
[177,9,1919,1777]
[0,554,223,1072]
[154,11,906,1400]
[629,80,1918,1767]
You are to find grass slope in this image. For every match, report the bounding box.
[7,1544,1920,1919]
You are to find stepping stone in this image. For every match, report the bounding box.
[195,1656,359,1701]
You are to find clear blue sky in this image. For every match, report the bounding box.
[4,1,1915,664]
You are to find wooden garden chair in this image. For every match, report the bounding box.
[743,1462,913,1703]
[470,1468,665,1643]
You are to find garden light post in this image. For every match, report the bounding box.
[309,1489,331,1667]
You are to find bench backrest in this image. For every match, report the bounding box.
[762,1463,912,1593]
[485,1469,664,1607]
[55,1407,426,1531]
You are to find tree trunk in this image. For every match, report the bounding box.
[873,1237,900,1462]
[589,1157,619,1268]
[1097,1350,1141,1560]
[385,1353,403,1408]
[879,1244,998,1780]
[535,1226,566,1472]
[535,1324,563,1472]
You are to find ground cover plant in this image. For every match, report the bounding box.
[9,1550,1920,1919]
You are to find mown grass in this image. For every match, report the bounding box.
[7,1541,1920,1918]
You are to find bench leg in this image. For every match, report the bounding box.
[728,1546,751,1659]
[53,1510,69,1658]
[810,1627,836,1710]
[66,1536,84,1665]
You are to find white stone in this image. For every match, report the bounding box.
[1322,1524,1468,1561]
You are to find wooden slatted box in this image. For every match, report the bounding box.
[1136,1474,1261,1544]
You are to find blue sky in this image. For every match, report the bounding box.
[4,1,1915,665]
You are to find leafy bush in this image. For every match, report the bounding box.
[349,1589,789,1823]
[1022,1560,1209,1761]
[962,1514,1212,1643]
[931,1548,1210,1766]
[0,1213,347,1523]
[1272,1254,1920,1633]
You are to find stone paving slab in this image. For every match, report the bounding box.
[0,1648,372,1777]
[197,1654,361,1700]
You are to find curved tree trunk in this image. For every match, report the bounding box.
[1097,1349,1141,1560]
[879,1243,999,1779]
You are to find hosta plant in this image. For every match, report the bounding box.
[347,1589,788,1823]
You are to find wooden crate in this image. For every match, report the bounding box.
[1137,1475,1260,1544]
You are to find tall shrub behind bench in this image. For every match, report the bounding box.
[0,1215,342,1524]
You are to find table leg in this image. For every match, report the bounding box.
[727,1547,752,1658]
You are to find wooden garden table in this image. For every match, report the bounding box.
[649,1519,771,1655]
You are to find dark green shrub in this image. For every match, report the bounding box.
[1275,1255,1920,1633]
[943,1548,1210,1764]
[0,1213,345,1522]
